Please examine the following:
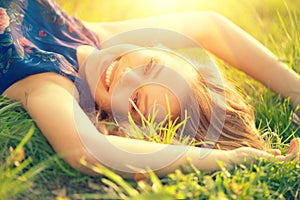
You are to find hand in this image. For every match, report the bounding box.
[285,138,300,161]
[0,8,9,34]
[229,147,286,166]
[228,138,300,166]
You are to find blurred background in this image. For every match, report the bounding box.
[56,0,299,56]
[56,0,299,22]
[55,0,300,75]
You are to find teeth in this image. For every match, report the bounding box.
[105,60,118,87]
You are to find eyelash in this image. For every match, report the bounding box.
[131,92,139,112]
[129,57,155,113]
[144,57,156,75]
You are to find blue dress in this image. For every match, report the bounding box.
[0,0,100,110]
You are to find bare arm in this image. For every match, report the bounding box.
[20,80,230,176]
[2,73,228,175]
[84,11,300,109]
[3,73,292,177]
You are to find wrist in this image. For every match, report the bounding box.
[195,148,235,171]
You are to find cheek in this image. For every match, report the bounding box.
[168,96,181,119]
[151,91,181,120]
[95,87,111,111]
[148,103,167,123]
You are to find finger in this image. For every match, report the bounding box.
[253,148,287,162]
[239,147,285,162]
[287,138,300,154]
[286,138,300,161]
[267,149,281,156]
[257,151,286,162]
[285,151,299,162]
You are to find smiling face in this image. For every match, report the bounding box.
[93,48,197,124]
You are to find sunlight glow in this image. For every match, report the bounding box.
[141,0,200,14]
[148,0,189,10]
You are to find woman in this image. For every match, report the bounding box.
[0,0,299,177]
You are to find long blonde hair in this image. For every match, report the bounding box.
[186,64,266,150]
[95,47,266,150]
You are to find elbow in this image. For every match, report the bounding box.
[62,148,137,178]
[61,147,100,175]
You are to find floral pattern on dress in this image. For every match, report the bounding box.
[0,8,10,34]
[0,2,25,76]
[0,28,23,76]
[0,0,100,100]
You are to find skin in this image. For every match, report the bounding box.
[2,11,300,176]
[83,12,300,108]
[89,49,195,123]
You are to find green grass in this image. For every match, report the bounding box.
[1,0,300,199]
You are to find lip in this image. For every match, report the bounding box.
[101,57,121,92]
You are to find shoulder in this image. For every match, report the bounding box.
[2,71,99,172]
[3,72,79,106]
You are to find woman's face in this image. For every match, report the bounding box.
[94,49,196,123]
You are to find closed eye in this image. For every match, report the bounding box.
[129,92,146,124]
[130,92,139,112]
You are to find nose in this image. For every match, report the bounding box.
[111,68,144,122]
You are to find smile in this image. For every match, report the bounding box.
[104,57,120,91]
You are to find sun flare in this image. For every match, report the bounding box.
[141,0,199,13]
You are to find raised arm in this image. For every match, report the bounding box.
[3,72,294,177]
[84,11,300,110]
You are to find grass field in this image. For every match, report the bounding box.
[0,0,299,199]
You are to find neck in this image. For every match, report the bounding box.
[77,45,104,100]
[76,45,99,100]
